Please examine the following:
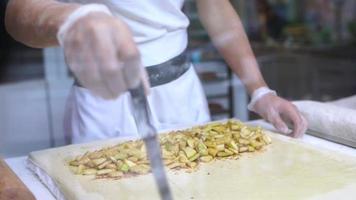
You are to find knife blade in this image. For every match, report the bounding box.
[129,83,173,200]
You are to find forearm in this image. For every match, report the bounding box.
[197,0,267,94]
[5,0,80,48]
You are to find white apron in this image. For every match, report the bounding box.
[64,65,211,144]
[60,0,190,66]
[61,0,210,143]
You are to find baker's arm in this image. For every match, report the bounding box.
[196,0,307,137]
[5,0,79,48]
[196,0,265,94]
[5,0,148,99]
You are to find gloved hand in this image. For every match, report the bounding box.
[59,5,148,99]
[251,93,308,138]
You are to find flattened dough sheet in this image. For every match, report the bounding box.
[28,132,356,200]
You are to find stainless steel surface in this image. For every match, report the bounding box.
[129,83,173,200]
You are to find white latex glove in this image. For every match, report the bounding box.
[58,5,148,99]
[250,90,308,138]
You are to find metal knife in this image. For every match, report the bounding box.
[129,83,173,200]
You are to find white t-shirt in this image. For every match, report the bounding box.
[60,0,190,66]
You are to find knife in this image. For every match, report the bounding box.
[129,82,173,200]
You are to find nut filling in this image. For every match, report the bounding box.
[68,120,272,179]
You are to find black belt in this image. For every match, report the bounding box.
[74,52,190,88]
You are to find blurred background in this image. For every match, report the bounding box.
[0,0,355,157]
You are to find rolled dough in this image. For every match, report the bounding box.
[294,101,356,143]
[329,95,356,110]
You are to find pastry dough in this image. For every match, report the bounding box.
[28,129,356,200]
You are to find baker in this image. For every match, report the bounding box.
[5,0,307,144]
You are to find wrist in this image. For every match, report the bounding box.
[36,2,80,46]
[247,82,267,96]
[247,86,277,112]
[57,4,112,46]
[53,4,80,33]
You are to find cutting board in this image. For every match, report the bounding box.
[0,158,36,200]
[28,131,356,200]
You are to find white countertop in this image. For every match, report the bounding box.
[5,120,356,200]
